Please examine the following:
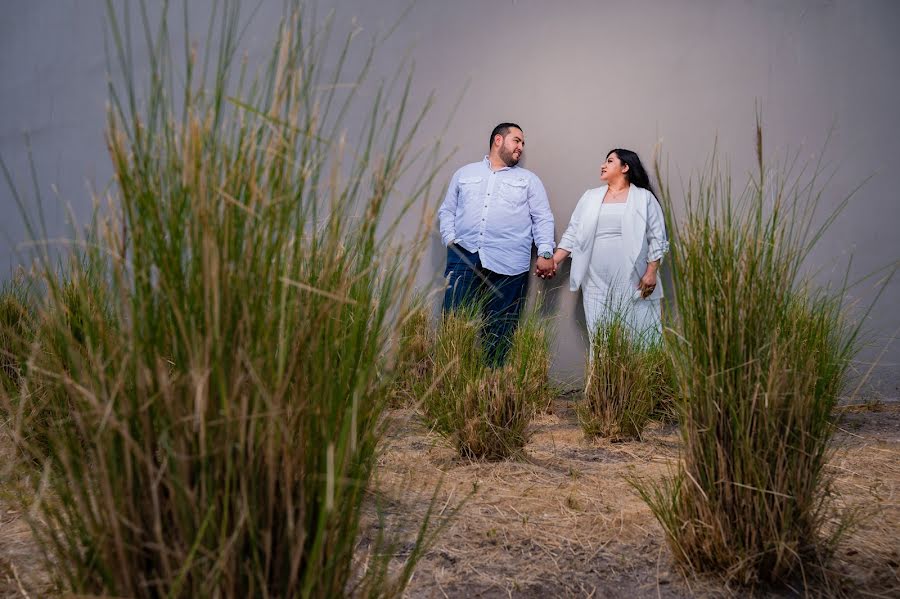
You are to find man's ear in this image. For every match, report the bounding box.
[493,133,503,148]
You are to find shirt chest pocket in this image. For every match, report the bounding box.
[499,178,528,208]
[458,176,483,204]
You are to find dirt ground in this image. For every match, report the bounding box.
[1,400,898,598]
[373,399,900,598]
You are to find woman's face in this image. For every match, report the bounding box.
[600,152,628,183]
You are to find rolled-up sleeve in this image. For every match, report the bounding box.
[558,191,590,252]
[646,196,669,263]
[558,217,579,252]
[527,175,555,255]
[438,169,461,246]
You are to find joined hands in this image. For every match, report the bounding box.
[534,255,560,280]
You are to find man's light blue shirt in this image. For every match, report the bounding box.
[438,156,555,276]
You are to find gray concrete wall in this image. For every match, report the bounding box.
[2,1,898,397]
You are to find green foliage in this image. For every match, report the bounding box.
[0,255,124,458]
[0,273,35,394]
[423,308,551,459]
[3,1,444,596]
[646,340,677,422]
[507,312,554,414]
[577,313,668,440]
[635,122,863,586]
[391,300,435,408]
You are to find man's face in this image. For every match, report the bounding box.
[496,128,524,167]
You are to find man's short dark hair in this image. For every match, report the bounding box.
[489,122,522,150]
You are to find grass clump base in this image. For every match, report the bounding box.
[577,312,669,441]
[424,308,551,460]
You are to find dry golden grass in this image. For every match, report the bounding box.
[371,399,900,598]
[0,425,48,597]
[3,399,898,597]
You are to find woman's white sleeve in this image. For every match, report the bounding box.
[558,217,579,252]
[558,191,591,252]
[646,197,669,263]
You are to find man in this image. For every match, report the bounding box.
[438,122,556,366]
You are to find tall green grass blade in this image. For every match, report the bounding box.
[3,1,450,596]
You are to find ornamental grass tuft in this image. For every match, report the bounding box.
[391,299,435,408]
[1,1,445,596]
[577,311,668,441]
[635,121,866,586]
[0,273,35,395]
[423,306,551,459]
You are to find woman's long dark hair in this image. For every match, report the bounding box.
[607,148,657,199]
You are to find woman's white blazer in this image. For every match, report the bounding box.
[560,184,669,300]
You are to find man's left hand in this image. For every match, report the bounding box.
[535,257,556,279]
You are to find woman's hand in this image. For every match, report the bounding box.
[638,262,659,299]
[553,248,571,269]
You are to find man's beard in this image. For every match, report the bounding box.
[499,146,520,167]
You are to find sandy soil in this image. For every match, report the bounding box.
[1,400,898,598]
[373,400,900,598]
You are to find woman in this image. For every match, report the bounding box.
[550,149,668,344]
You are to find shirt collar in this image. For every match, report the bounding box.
[483,155,514,172]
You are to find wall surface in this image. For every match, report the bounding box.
[2,0,898,397]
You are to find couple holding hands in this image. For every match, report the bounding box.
[438,122,669,366]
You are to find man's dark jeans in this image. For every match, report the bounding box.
[441,244,528,367]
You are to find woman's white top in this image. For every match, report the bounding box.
[558,184,669,300]
[587,202,627,290]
